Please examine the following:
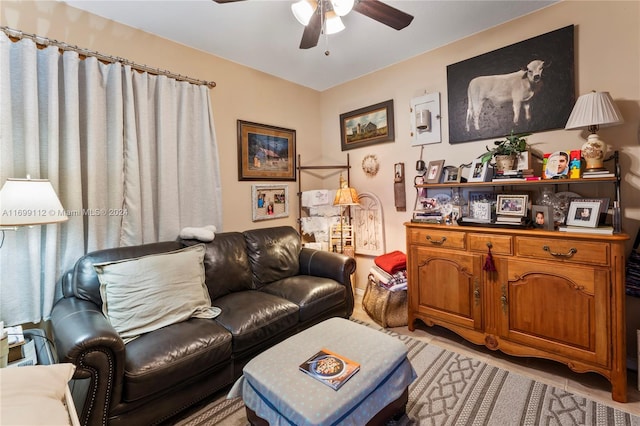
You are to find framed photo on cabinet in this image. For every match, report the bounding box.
[566,200,600,228]
[468,159,490,182]
[532,205,554,230]
[425,160,445,183]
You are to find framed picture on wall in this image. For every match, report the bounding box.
[447,25,575,144]
[252,184,289,221]
[339,100,395,151]
[237,120,296,181]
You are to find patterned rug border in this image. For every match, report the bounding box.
[172,318,639,426]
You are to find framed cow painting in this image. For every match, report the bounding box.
[447,25,574,144]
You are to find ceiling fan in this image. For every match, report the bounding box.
[212,0,414,50]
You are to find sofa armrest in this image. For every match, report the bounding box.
[50,297,125,426]
[299,248,356,314]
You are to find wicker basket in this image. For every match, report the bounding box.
[362,276,408,328]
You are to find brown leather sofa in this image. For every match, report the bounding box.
[50,226,356,425]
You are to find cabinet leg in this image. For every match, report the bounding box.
[408,316,415,332]
[611,374,628,403]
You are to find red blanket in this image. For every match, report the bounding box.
[374,250,406,275]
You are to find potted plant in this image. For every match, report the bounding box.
[479,131,530,171]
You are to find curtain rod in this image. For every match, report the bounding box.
[1,26,216,88]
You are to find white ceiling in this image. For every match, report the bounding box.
[61,0,557,91]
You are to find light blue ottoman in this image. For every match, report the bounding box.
[228,317,416,425]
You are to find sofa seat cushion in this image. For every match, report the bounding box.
[261,276,346,322]
[213,291,299,354]
[122,318,232,402]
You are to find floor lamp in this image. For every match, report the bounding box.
[332,174,359,254]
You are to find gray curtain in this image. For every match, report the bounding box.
[0,32,222,325]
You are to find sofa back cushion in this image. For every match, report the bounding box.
[243,226,301,288]
[69,241,184,306]
[94,244,220,343]
[182,232,254,299]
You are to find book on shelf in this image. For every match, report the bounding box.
[460,217,492,224]
[558,225,614,235]
[492,177,526,182]
[496,215,524,223]
[299,348,360,390]
[583,169,613,174]
[582,172,615,178]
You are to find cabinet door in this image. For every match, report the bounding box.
[498,258,610,367]
[411,246,483,330]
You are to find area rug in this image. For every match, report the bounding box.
[173,322,639,426]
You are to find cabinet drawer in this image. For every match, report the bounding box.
[515,237,609,266]
[408,228,466,250]
[468,233,512,255]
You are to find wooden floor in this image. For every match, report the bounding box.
[352,291,640,416]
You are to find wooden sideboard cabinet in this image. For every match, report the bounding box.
[405,222,629,402]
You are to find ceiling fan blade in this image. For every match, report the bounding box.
[212,0,246,3]
[300,12,322,49]
[353,0,414,30]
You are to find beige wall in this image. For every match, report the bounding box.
[320,0,640,292]
[3,1,640,357]
[1,0,321,233]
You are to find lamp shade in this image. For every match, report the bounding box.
[565,91,624,130]
[291,0,317,26]
[324,10,345,35]
[333,175,359,206]
[0,178,68,226]
[332,0,354,16]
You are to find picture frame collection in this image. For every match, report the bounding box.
[239,28,616,233]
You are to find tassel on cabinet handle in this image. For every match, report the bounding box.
[426,235,446,245]
[543,245,577,258]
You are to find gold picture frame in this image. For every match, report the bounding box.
[237,120,296,181]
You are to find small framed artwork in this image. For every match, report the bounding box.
[237,120,296,181]
[516,151,532,171]
[425,160,445,183]
[566,200,601,227]
[443,166,462,183]
[496,194,528,216]
[252,184,289,221]
[468,191,495,220]
[468,159,490,182]
[532,205,554,230]
[339,99,395,151]
[544,151,570,179]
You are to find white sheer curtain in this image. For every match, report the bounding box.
[0,32,222,325]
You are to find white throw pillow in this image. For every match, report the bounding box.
[0,364,77,425]
[95,244,221,343]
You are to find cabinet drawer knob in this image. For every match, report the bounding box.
[426,235,447,245]
[543,245,577,258]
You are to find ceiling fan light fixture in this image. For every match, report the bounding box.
[331,0,354,16]
[291,0,318,26]
[324,10,345,34]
